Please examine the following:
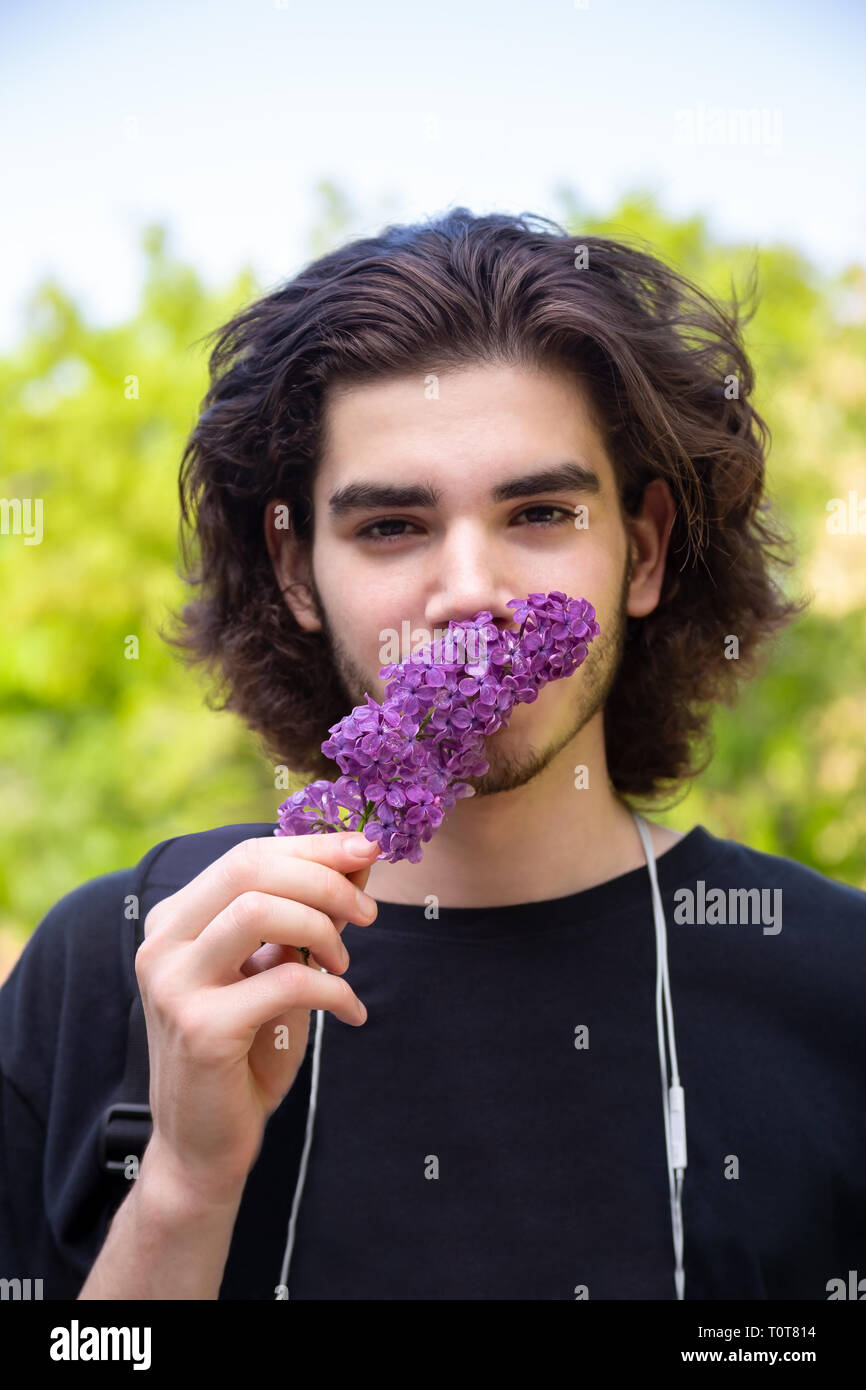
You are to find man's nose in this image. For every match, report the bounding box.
[423,546,511,629]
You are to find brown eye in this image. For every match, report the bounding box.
[514,506,573,527]
[356,518,423,542]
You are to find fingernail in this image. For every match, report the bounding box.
[355,889,376,917]
[345,835,373,856]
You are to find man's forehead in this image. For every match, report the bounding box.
[322,361,598,423]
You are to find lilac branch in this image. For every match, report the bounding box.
[275,592,601,865]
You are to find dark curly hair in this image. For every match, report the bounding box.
[164,207,809,807]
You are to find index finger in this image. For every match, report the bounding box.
[142,831,380,944]
[329,858,377,940]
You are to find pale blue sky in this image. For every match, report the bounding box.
[1,0,864,349]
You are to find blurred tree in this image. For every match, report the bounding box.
[0,226,269,956]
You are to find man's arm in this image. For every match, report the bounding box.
[78,1138,246,1300]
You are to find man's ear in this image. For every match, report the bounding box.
[264,499,322,633]
[624,478,676,619]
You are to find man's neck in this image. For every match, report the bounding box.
[363,723,686,908]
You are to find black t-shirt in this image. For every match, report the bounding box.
[1,820,864,1300]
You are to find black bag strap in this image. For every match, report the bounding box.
[97,836,171,1181]
[97,993,152,1178]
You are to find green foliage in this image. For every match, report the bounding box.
[0,228,275,944]
[1,194,864,954]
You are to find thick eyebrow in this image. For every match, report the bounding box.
[327,461,602,518]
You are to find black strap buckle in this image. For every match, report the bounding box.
[99,1102,153,1175]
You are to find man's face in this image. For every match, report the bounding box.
[285,362,638,795]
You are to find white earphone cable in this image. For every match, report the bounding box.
[634,812,687,1300]
[277,993,326,1297]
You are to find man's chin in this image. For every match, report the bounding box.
[462,738,551,797]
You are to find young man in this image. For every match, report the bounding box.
[1,210,864,1302]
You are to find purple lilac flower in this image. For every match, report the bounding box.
[275,591,600,864]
